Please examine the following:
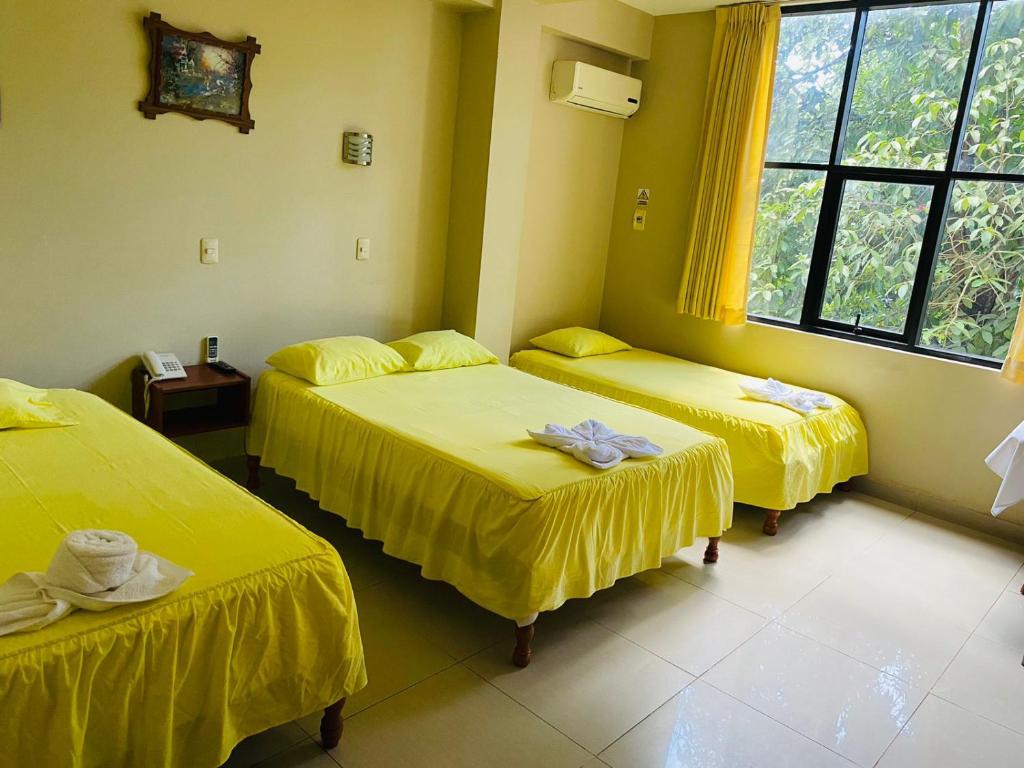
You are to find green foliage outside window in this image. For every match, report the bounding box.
[748,0,1024,361]
[822,180,932,333]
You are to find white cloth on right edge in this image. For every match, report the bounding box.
[0,529,192,637]
[528,419,662,470]
[986,419,1024,516]
[740,378,834,415]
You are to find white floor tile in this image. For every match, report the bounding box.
[212,483,1024,768]
[877,695,1024,768]
[704,624,926,767]
[221,723,309,768]
[835,517,1023,633]
[657,497,908,619]
[869,513,1022,579]
[1012,563,1024,593]
[333,665,590,768]
[252,740,338,768]
[584,570,766,675]
[661,538,830,619]
[294,710,324,741]
[370,569,510,661]
[343,581,457,715]
[933,634,1024,735]
[742,493,913,568]
[600,680,855,768]
[974,590,1024,649]
[780,573,972,688]
[885,513,1024,571]
[466,614,692,753]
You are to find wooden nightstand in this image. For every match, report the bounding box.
[131,364,251,437]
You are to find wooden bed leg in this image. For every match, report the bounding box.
[245,454,261,491]
[702,536,720,564]
[512,623,534,668]
[762,509,781,536]
[320,698,346,749]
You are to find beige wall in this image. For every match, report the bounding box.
[441,9,500,336]
[541,0,653,59]
[601,11,1024,541]
[442,0,653,360]
[0,0,461,410]
[511,33,627,350]
[470,0,547,358]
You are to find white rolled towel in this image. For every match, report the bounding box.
[0,530,191,637]
[46,529,139,594]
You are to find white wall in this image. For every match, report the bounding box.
[0,0,462,409]
[441,0,654,359]
[601,11,1024,541]
[511,33,628,350]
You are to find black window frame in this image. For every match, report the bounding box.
[752,0,1024,369]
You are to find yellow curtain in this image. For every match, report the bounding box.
[677,3,781,325]
[1001,299,1024,382]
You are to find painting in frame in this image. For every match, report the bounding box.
[139,12,261,133]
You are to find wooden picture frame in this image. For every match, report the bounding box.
[138,12,261,134]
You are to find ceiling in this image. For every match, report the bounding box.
[617,0,806,14]
[616,0,718,12]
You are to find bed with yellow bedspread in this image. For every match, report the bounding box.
[246,364,733,625]
[511,348,868,514]
[0,390,366,768]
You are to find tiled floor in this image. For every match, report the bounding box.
[220,466,1024,768]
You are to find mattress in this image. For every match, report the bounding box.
[246,364,733,620]
[0,390,366,768]
[510,348,868,511]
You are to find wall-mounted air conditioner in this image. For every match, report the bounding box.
[549,60,642,119]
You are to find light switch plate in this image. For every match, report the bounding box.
[200,238,219,264]
[356,237,370,261]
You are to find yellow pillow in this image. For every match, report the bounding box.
[387,330,498,371]
[529,327,631,358]
[0,379,75,430]
[266,336,408,385]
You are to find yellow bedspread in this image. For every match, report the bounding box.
[0,391,366,768]
[247,365,732,620]
[510,349,868,511]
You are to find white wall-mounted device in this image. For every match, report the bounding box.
[142,351,186,381]
[200,238,219,264]
[549,61,642,119]
[356,237,370,261]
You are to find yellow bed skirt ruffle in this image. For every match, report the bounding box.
[511,349,869,511]
[0,390,366,768]
[247,367,733,621]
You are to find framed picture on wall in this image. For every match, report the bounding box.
[138,12,261,133]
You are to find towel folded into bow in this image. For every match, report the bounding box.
[0,529,192,637]
[739,378,833,415]
[528,419,662,469]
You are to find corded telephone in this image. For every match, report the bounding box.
[142,351,187,381]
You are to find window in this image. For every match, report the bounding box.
[748,0,1024,366]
